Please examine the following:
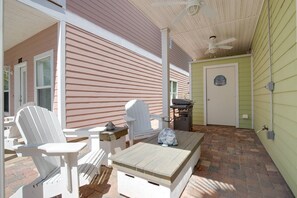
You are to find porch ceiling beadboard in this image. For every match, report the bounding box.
[191,56,252,129]
[128,0,264,60]
[4,0,57,51]
[252,0,297,196]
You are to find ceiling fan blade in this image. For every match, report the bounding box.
[152,1,187,6]
[216,37,236,45]
[217,45,233,49]
[171,8,187,25]
[200,4,217,18]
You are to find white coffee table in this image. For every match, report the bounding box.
[110,131,204,198]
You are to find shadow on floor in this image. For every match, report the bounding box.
[4,150,17,162]
[181,125,294,198]
[79,166,112,197]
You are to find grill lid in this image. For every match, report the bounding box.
[172,99,193,105]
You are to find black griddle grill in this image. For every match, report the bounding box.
[170,99,193,131]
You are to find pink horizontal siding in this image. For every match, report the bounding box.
[4,24,58,115]
[65,24,164,128]
[66,0,191,71]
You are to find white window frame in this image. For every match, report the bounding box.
[3,66,10,115]
[34,49,54,111]
[170,80,178,104]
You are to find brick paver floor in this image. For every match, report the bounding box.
[5,125,294,197]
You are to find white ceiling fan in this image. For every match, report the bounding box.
[152,0,216,26]
[205,36,236,54]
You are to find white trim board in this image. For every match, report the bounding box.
[161,28,170,128]
[189,63,192,100]
[3,66,10,116]
[18,0,189,76]
[192,54,251,64]
[0,0,4,195]
[14,61,27,113]
[57,21,66,128]
[170,64,189,76]
[251,54,254,129]
[203,63,239,128]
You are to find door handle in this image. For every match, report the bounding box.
[207,99,210,101]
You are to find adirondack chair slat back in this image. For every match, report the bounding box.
[16,106,67,179]
[5,102,36,138]
[125,100,152,134]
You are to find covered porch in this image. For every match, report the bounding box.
[5,125,293,197]
[1,0,297,197]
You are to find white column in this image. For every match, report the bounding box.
[161,28,170,128]
[189,63,192,100]
[0,0,5,197]
[57,21,66,128]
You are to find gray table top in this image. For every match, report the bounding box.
[110,131,204,182]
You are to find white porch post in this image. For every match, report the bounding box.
[161,28,170,128]
[57,21,66,128]
[0,0,5,197]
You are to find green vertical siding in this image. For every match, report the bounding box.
[252,0,297,195]
[191,56,252,129]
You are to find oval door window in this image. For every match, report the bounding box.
[214,75,227,86]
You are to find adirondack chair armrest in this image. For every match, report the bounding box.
[150,114,167,121]
[4,116,15,122]
[4,116,15,127]
[150,114,168,130]
[124,115,136,122]
[14,143,87,157]
[63,127,106,138]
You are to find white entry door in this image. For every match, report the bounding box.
[14,62,27,113]
[205,65,237,126]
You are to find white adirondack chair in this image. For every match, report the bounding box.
[4,102,35,150]
[124,99,165,145]
[12,106,105,198]
[4,116,18,150]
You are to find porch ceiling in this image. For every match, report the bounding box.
[4,0,57,51]
[128,0,264,60]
